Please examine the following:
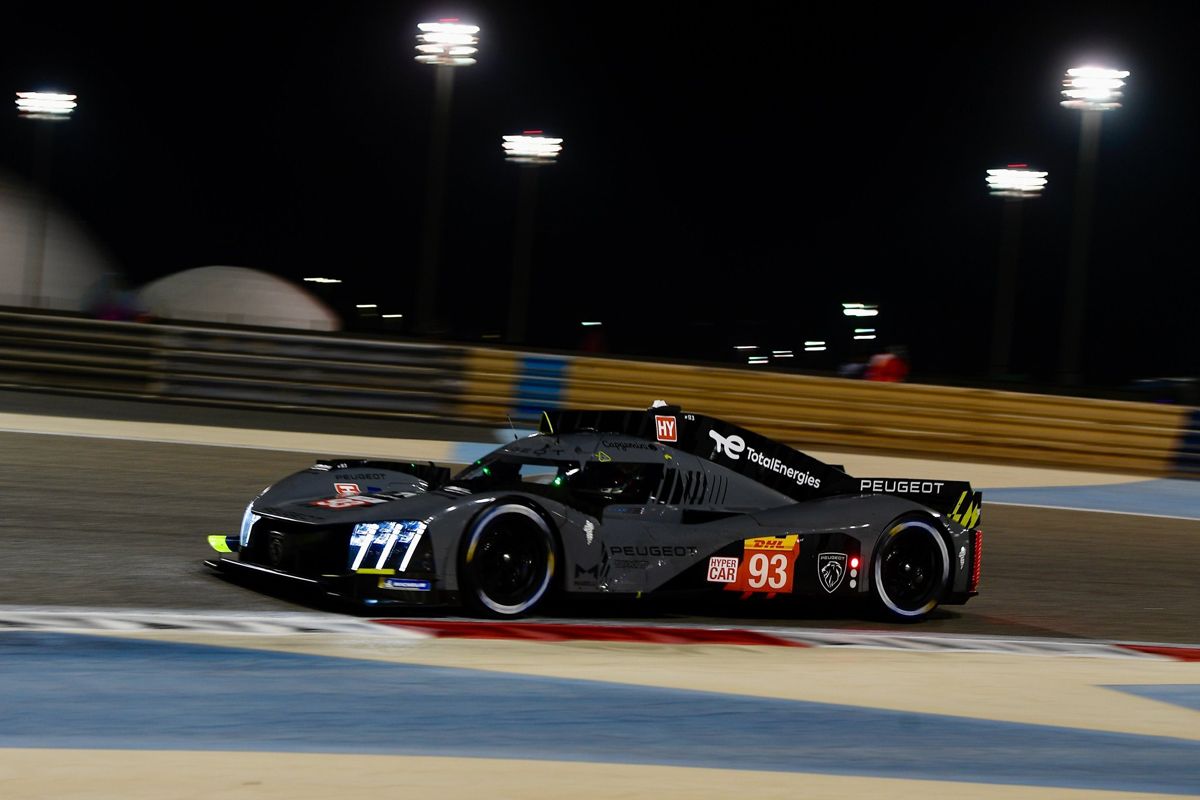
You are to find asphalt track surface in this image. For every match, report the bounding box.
[0,391,1196,643]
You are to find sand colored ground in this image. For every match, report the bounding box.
[1,749,1195,800]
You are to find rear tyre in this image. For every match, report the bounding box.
[872,516,949,620]
[460,503,557,618]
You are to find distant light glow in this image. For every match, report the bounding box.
[748,357,769,364]
[773,353,794,358]
[1061,66,1129,110]
[580,321,602,327]
[381,313,404,318]
[854,334,877,340]
[804,341,826,347]
[356,304,378,309]
[842,303,879,318]
[854,328,875,334]
[16,91,77,120]
[987,167,1048,198]
[804,346,827,352]
[503,133,563,165]
[772,350,792,355]
[415,21,480,66]
[734,345,757,350]
[303,277,342,284]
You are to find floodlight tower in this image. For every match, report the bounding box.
[1058,65,1128,385]
[15,91,77,308]
[413,19,479,336]
[502,131,563,344]
[985,166,1047,378]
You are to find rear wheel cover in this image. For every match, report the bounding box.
[462,503,556,617]
[873,518,949,618]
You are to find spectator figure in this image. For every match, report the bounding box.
[864,345,910,382]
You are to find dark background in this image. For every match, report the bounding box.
[1,1,1196,389]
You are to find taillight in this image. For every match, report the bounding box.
[969,529,983,591]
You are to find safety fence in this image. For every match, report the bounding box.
[1,310,1196,476]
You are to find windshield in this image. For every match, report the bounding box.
[452,453,663,505]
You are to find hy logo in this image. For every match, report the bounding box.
[654,415,678,442]
[708,430,746,460]
[818,552,847,593]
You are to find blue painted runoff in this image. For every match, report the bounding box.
[1,633,1199,794]
[1108,684,1200,714]
[983,479,1200,520]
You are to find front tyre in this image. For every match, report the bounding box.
[872,516,949,620]
[460,503,557,618]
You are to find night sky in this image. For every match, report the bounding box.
[1,2,1197,390]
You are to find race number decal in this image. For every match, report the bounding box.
[725,534,799,594]
[311,495,387,509]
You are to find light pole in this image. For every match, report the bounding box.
[502,131,562,344]
[413,19,479,336]
[1059,65,1128,385]
[15,91,76,308]
[985,166,1047,379]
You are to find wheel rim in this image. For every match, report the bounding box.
[874,520,948,617]
[466,506,554,616]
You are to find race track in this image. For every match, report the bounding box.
[2,393,1199,799]
[0,425,1195,642]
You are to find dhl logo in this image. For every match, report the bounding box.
[744,534,799,551]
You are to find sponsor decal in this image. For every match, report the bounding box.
[613,559,650,569]
[655,415,678,442]
[708,430,746,459]
[583,519,595,546]
[861,478,946,495]
[380,578,431,592]
[334,482,360,496]
[336,473,386,480]
[818,553,847,593]
[958,545,966,570]
[725,534,800,594]
[601,440,657,452]
[595,451,613,463]
[707,556,738,583]
[311,495,388,509]
[608,545,698,558]
[575,564,601,581]
[708,430,821,489]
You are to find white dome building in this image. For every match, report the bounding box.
[138,266,341,331]
[0,171,116,311]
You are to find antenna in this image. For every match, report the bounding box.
[506,415,519,441]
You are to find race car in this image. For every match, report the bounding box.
[205,403,983,619]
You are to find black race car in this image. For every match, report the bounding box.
[206,403,983,619]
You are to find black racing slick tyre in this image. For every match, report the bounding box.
[460,502,557,618]
[872,515,950,620]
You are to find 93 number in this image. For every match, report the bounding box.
[746,552,788,590]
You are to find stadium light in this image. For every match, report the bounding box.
[1060,66,1129,111]
[15,91,76,120]
[987,165,1047,379]
[414,20,480,66]
[413,19,480,336]
[16,90,77,309]
[504,131,563,343]
[1058,65,1128,385]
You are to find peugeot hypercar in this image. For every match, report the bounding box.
[205,404,983,619]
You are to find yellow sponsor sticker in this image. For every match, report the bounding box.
[743,534,799,551]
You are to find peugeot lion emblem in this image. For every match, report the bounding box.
[818,552,847,593]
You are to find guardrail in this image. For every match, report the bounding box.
[1,310,1196,476]
[0,311,464,418]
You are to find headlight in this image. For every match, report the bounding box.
[239,503,261,548]
[348,520,427,572]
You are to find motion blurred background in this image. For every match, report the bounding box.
[0,0,1196,397]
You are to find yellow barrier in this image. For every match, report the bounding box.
[458,349,1188,475]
